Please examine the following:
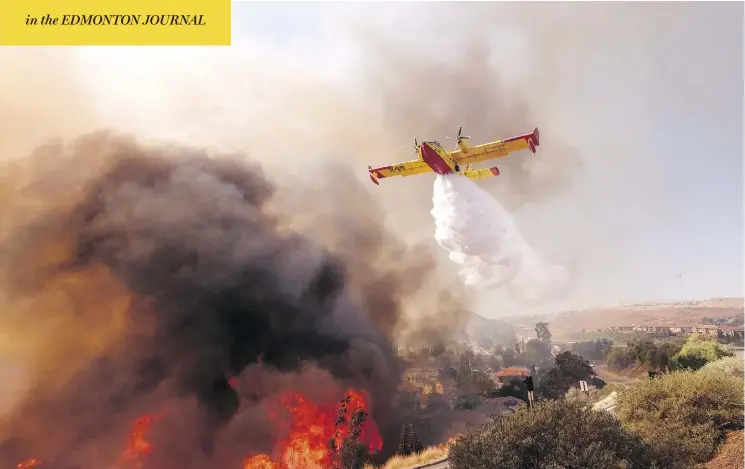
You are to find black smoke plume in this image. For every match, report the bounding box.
[0,132,461,468]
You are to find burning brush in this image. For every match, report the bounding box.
[0,132,437,468]
[15,390,381,469]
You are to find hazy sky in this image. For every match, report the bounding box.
[3,2,742,318]
[228,1,744,313]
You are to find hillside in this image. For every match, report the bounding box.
[503,298,744,339]
[465,313,517,346]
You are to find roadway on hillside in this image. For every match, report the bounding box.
[418,459,449,469]
[594,364,640,386]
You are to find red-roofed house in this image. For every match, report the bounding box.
[494,367,530,384]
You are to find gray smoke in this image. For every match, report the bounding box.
[0,133,461,467]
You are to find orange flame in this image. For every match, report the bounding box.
[15,390,381,469]
[115,413,161,467]
[17,458,42,469]
[243,388,382,469]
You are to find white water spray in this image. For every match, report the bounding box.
[431,175,569,304]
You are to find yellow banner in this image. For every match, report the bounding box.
[0,0,231,46]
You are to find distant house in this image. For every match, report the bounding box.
[602,322,743,339]
[693,324,722,337]
[494,367,530,384]
[719,324,745,339]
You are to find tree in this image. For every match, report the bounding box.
[493,378,529,403]
[330,395,376,469]
[397,425,408,456]
[555,351,594,381]
[449,399,652,469]
[536,366,573,400]
[455,352,473,390]
[535,322,552,344]
[606,347,636,371]
[607,338,685,371]
[571,339,613,361]
[514,339,551,367]
[407,424,423,454]
[671,334,734,371]
[616,370,744,469]
[536,352,603,400]
[396,424,423,457]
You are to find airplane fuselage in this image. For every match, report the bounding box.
[419,141,459,174]
[366,126,538,185]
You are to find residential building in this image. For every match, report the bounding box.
[494,367,530,384]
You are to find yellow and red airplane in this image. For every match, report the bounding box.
[368,127,539,185]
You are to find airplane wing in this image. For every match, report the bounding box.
[368,159,431,185]
[453,127,540,166]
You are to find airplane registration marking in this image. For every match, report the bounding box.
[390,165,407,173]
[484,142,508,152]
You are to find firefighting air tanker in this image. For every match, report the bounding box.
[367,127,539,185]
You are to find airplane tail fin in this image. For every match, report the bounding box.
[527,127,540,153]
[368,166,380,185]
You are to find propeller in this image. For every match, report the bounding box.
[457,126,470,142]
[446,127,471,150]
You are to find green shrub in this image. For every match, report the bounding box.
[671,334,734,371]
[616,370,744,468]
[699,356,745,379]
[606,347,636,371]
[449,399,652,469]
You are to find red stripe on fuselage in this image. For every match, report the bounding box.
[420,143,454,175]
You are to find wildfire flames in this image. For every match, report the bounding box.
[115,414,162,468]
[15,389,381,469]
[0,134,434,469]
[17,459,42,469]
[243,389,382,469]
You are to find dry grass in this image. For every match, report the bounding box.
[706,430,744,469]
[366,438,456,469]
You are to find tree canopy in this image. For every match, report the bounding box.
[671,334,734,370]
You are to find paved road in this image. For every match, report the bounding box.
[418,459,449,469]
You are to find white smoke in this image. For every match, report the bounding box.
[431,174,570,304]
